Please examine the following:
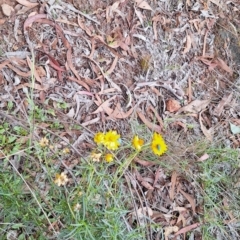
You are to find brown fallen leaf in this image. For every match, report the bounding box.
[134,157,155,167]
[92,96,116,115]
[179,188,196,214]
[197,153,210,162]
[16,0,38,8]
[135,0,153,11]
[105,55,118,75]
[174,222,201,237]
[148,105,164,129]
[135,169,154,190]
[214,58,233,75]
[153,167,163,188]
[7,64,31,77]
[137,110,162,133]
[213,93,233,116]
[178,99,210,114]
[106,1,120,23]
[199,110,213,142]
[140,180,154,190]
[172,121,188,132]
[0,60,10,70]
[16,82,48,91]
[68,77,90,91]
[1,4,14,17]
[166,99,181,112]
[183,33,192,54]
[169,171,177,201]
[108,102,134,119]
[77,16,93,36]
[198,56,233,75]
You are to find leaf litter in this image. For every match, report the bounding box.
[0,0,240,239]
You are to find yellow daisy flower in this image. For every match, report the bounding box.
[132,135,144,150]
[105,153,114,163]
[151,132,167,156]
[54,172,69,186]
[103,130,120,150]
[94,132,105,145]
[39,137,49,147]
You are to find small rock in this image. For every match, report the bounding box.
[166,99,181,113]
[1,4,14,17]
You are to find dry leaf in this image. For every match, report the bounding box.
[92,96,116,115]
[68,77,90,91]
[7,64,31,77]
[166,99,181,112]
[109,102,133,119]
[170,171,177,201]
[153,167,163,188]
[178,99,210,114]
[134,157,155,167]
[148,105,164,129]
[140,180,154,190]
[1,4,14,16]
[183,33,192,54]
[67,108,75,118]
[135,0,153,11]
[106,55,118,75]
[137,110,162,133]
[16,83,48,91]
[215,58,233,75]
[199,111,213,142]
[198,56,233,75]
[134,207,153,218]
[172,121,188,132]
[213,93,233,116]
[179,188,196,214]
[198,153,210,162]
[210,0,223,8]
[174,223,201,237]
[36,66,46,78]
[16,0,38,8]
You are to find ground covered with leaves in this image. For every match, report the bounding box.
[0,0,240,239]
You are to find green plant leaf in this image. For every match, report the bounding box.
[230,123,240,135]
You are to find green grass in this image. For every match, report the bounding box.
[199,147,240,240]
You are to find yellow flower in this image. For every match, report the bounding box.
[94,132,105,145]
[63,148,70,154]
[151,132,167,156]
[54,172,69,186]
[132,135,144,150]
[39,137,49,147]
[105,153,114,163]
[103,130,120,150]
[90,152,102,162]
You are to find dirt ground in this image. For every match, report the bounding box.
[0,0,240,239]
